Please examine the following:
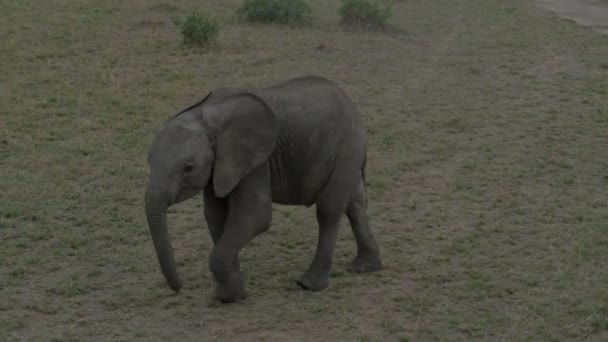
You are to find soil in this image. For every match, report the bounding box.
[536,0,608,34]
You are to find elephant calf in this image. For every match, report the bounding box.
[145,75,382,303]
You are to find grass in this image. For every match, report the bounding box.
[338,0,392,29]
[1,0,608,341]
[174,12,220,48]
[236,0,312,26]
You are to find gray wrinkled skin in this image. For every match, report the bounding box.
[144,75,383,303]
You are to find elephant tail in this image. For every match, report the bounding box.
[361,155,368,206]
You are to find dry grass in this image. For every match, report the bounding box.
[1,0,608,341]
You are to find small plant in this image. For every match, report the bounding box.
[236,0,312,26]
[174,12,219,48]
[338,0,392,29]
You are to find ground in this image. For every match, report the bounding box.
[537,0,608,34]
[1,0,607,341]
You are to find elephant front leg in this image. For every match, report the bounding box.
[203,187,227,244]
[203,188,240,271]
[209,209,271,302]
[208,165,272,303]
[208,246,246,303]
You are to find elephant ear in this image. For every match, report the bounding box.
[203,93,278,198]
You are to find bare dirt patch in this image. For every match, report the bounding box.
[536,0,608,34]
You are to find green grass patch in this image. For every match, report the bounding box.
[174,12,219,48]
[236,0,312,25]
[338,0,392,29]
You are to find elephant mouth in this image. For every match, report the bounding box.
[173,187,203,204]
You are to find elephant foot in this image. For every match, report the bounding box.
[296,270,329,291]
[348,254,383,273]
[214,272,247,303]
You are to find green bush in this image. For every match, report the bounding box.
[338,0,392,29]
[236,0,312,25]
[174,12,219,48]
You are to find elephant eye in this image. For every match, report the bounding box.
[183,164,194,173]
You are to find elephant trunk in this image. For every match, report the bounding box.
[145,188,182,293]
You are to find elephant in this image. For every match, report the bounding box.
[144,75,382,303]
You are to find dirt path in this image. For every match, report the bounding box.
[536,0,608,34]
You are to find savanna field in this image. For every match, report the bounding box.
[1,0,608,341]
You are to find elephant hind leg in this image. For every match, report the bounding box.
[345,176,382,273]
[297,161,360,291]
[297,201,343,291]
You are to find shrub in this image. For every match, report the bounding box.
[174,12,219,48]
[338,0,392,29]
[236,0,312,25]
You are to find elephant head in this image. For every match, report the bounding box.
[144,92,278,292]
